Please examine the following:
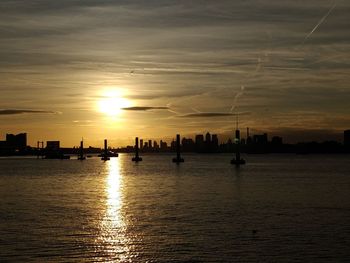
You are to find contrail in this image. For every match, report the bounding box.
[164,103,182,115]
[302,1,337,44]
[191,107,201,113]
[229,56,262,113]
[230,85,245,113]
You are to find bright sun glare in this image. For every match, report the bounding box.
[98,89,132,117]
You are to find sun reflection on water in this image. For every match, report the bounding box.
[97,157,132,261]
[106,159,122,226]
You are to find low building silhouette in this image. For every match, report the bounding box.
[160,140,168,151]
[344,130,350,147]
[45,141,70,159]
[212,134,219,152]
[170,139,176,151]
[182,137,195,152]
[140,139,144,150]
[0,133,27,155]
[195,134,205,152]
[46,141,60,151]
[153,140,159,150]
[246,128,252,145]
[271,136,283,145]
[253,133,268,145]
[0,140,10,155]
[6,133,27,151]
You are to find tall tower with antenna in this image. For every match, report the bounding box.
[231,114,246,166]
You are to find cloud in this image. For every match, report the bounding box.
[0,0,349,142]
[0,109,57,115]
[122,106,169,111]
[177,111,251,118]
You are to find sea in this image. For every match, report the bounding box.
[0,154,349,262]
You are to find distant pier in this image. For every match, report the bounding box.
[101,139,110,161]
[78,140,86,160]
[172,134,184,164]
[231,129,246,166]
[132,137,142,162]
[37,141,44,159]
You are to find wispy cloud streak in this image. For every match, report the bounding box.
[0,109,57,115]
[122,106,169,111]
[177,112,251,118]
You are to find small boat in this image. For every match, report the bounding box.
[98,151,118,158]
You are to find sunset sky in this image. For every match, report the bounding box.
[0,0,349,147]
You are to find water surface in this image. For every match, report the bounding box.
[0,154,349,262]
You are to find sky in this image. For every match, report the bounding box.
[0,0,349,147]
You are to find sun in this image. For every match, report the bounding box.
[98,89,132,117]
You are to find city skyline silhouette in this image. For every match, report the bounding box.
[1,129,349,157]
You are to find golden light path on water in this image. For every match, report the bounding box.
[97,157,133,261]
